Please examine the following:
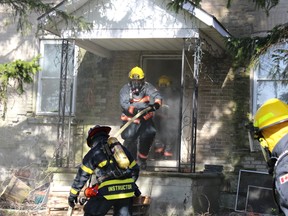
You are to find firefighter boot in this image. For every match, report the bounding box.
[163,151,173,160]
[154,147,164,159]
[139,160,147,170]
[137,157,147,170]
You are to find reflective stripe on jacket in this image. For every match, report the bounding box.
[120,111,154,123]
[69,139,140,197]
[98,178,135,200]
[119,82,162,122]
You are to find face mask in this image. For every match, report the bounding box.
[130,79,144,94]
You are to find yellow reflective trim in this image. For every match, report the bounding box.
[104,192,135,200]
[129,160,136,168]
[108,184,133,192]
[70,188,78,195]
[259,138,268,148]
[98,160,114,168]
[257,112,274,127]
[98,178,134,189]
[81,164,94,174]
[98,160,108,168]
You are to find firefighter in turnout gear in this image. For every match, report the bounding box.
[252,98,288,215]
[119,66,162,169]
[154,75,180,159]
[68,125,140,216]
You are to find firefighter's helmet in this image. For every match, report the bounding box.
[253,98,288,131]
[86,125,111,147]
[129,66,145,80]
[158,75,171,87]
[129,66,145,94]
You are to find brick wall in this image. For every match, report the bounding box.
[73,49,267,173]
[200,0,288,37]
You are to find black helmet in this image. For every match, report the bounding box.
[86,125,111,147]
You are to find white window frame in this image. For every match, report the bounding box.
[252,42,288,115]
[250,42,288,152]
[36,39,77,115]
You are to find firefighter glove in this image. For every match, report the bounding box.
[149,103,160,111]
[68,194,78,208]
[128,106,139,116]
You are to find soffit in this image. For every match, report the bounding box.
[39,0,231,58]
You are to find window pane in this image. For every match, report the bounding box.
[41,79,60,112]
[258,43,288,79]
[37,40,76,114]
[256,81,288,110]
[43,44,62,77]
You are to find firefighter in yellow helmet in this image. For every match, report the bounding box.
[68,125,140,216]
[154,75,181,159]
[253,98,288,215]
[158,75,171,87]
[119,66,162,169]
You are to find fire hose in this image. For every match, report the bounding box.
[113,106,152,138]
[67,106,152,216]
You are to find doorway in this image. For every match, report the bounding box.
[142,55,182,170]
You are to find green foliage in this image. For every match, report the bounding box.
[0,56,40,94]
[225,24,288,68]
[0,55,41,118]
[1,0,53,33]
[44,10,93,35]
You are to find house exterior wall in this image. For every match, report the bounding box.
[0,0,287,212]
[201,0,287,37]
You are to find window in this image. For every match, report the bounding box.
[253,42,288,114]
[37,40,77,115]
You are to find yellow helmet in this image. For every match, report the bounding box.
[254,98,288,131]
[158,75,171,87]
[129,66,145,80]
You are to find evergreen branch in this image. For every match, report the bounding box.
[0,55,41,118]
[0,0,92,34]
[225,24,288,68]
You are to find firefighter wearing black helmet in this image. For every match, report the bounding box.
[68,125,140,216]
[253,98,288,215]
[119,66,162,169]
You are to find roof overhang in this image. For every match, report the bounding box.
[38,0,231,58]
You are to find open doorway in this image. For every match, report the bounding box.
[142,55,182,170]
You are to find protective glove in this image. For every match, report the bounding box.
[149,103,160,111]
[68,194,78,208]
[128,106,139,116]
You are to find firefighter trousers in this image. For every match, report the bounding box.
[121,119,156,159]
[83,196,133,216]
